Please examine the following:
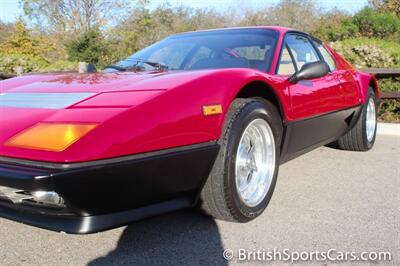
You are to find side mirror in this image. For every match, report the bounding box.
[288,61,330,83]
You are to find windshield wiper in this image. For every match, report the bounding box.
[104,59,168,72]
[125,58,169,71]
[104,64,144,72]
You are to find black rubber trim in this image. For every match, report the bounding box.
[0,142,217,170]
[0,198,192,234]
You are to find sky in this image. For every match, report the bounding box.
[0,0,369,23]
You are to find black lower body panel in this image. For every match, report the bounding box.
[0,142,219,233]
[0,198,192,234]
[280,105,362,163]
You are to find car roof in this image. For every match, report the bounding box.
[173,26,325,46]
[175,26,299,36]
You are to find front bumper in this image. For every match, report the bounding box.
[0,142,219,234]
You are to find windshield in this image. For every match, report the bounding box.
[108,29,279,72]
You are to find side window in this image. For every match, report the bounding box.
[313,41,336,71]
[277,46,296,75]
[286,35,319,70]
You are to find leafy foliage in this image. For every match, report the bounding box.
[21,0,129,37]
[65,30,110,66]
[41,60,77,72]
[369,0,400,16]
[1,21,48,57]
[353,7,400,39]
[378,77,400,92]
[0,21,15,43]
[330,38,400,68]
[109,4,227,60]
[0,54,48,74]
[239,0,323,31]
[379,100,400,122]
[314,7,400,42]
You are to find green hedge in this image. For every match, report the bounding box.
[330,37,400,69]
[379,99,400,123]
[315,7,400,42]
[41,60,77,72]
[0,53,48,74]
[0,53,77,74]
[378,77,400,93]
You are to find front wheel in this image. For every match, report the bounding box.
[337,87,378,151]
[199,98,282,222]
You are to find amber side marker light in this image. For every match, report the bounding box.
[6,123,97,152]
[203,104,223,116]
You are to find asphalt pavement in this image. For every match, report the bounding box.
[0,130,398,265]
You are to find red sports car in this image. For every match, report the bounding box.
[0,26,379,234]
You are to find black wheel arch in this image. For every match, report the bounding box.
[235,80,286,123]
[233,80,286,152]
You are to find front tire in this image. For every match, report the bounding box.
[200,98,282,222]
[337,87,378,151]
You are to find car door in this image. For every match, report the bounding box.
[282,34,343,118]
[312,40,353,110]
[276,33,345,156]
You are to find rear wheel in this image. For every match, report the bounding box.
[337,87,377,151]
[199,98,282,222]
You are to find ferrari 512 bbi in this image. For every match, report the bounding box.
[0,27,379,234]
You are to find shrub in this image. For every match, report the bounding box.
[314,7,400,42]
[41,60,78,72]
[353,7,400,40]
[0,56,77,74]
[377,78,399,124]
[330,38,400,68]
[314,18,358,42]
[0,53,48,74]
[379,99,400,123]
[379,77,400,92]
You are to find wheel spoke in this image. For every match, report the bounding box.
[235,119,276,207]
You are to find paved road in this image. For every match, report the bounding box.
[0,135,398,265]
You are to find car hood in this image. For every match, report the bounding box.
[0,69,231,161]
[0,70,211,93]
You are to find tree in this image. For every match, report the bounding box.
[110,3,226,60]
[238,0,322,31]
[21,0,130,39]
[353,7,400,38]
[369,0,400,16]
[0,21,16,43]
[0,20,50,74]
[65,29,109,65]
[1,20,46,56]
[312,9,355,41]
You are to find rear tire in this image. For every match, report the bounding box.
[199,98,282,222]
[337,87,377,151]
